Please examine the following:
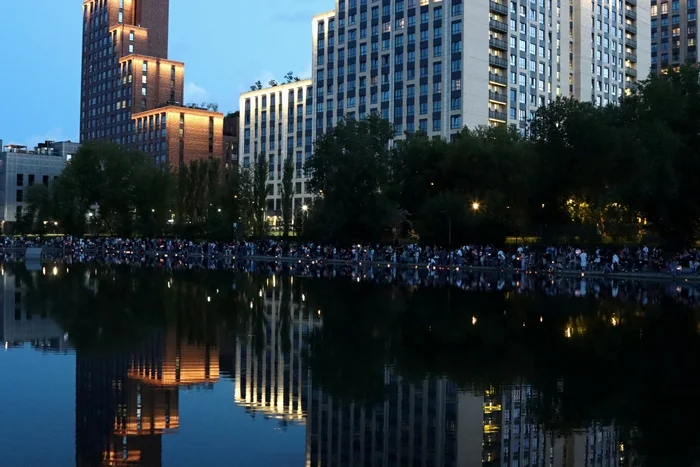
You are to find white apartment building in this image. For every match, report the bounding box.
[310,0,649,139]
[239,80,315,220]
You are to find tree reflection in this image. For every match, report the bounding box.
[5,262,700,466]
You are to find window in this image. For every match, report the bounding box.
[16,174,23,187]
[16,190,23,202]
[28,174,34,186]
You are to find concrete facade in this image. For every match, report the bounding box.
[571,0,650,105]
[650,0,694,73]
[0,142,72,223]
[239,80,315,218]
[306,0,649,138]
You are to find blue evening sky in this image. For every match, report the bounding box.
[0,0,331,146]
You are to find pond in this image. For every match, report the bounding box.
[1,260,699,467]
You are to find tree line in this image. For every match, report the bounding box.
[303,65,700,247]
[18,141,293,239]
[19,66,700,246]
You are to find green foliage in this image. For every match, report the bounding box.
[252,155,268,237]
[280,156,295,237]
[25,142,169,236]
[21,142,249,238]
[305,116,404,243]
[305,65,700,246]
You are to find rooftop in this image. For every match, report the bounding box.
[240,78,313,97]
[132,102,224,118]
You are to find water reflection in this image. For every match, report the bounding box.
[2,262,699,466]
[76,330,220,466]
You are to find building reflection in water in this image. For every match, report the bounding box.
[0,272,69,352]
[76,328,219,467]
[0,267,626,467]
[234,277,321,425]
[229,277,626,467]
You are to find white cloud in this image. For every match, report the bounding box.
[184,82,208,105]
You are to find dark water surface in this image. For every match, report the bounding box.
[1,260,699,467]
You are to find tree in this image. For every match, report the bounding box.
[614,66,700,246]
[283,71,298,83]
[268,79,278,87]
[237,167,255,237]
[280,156,295,237]
[305,116,403,243]
[250,80,263,91]
[50,142,159,236]
[252,155,268,237]
[22,184,52,232]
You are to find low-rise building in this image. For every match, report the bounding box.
[0,140,74,223]
[131,104,224,169]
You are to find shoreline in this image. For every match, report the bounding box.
[1,247,698,282]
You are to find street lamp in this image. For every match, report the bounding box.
[301,205,308,212]
[472,202,480,212]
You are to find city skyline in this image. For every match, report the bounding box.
[0,0,328,147]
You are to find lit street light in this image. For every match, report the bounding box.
[472,202,480,211]
[301,205,308,212]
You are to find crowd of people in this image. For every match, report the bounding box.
[5,250,700,308]
[1,235,699,276]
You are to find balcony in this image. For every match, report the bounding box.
[489,37,508,51]
[625,8,637,19]
[626,38,637,48]
[489,1,509,14]
[625,66,638,77]
[489,55,508,68]
[626,51,637,62]
[488,110,507,121]
[489,19,509,33]
[625,23,637,34]
[489,91,507,104]
[489,72,507,85]
[626,0,636,5]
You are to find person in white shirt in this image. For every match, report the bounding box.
[579,250,588,270]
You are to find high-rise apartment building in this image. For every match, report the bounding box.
[650,0,698,73]
[239,80,316,221]
[310,0,649,139]
[80,0,175,143]
[80,0,223,168]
